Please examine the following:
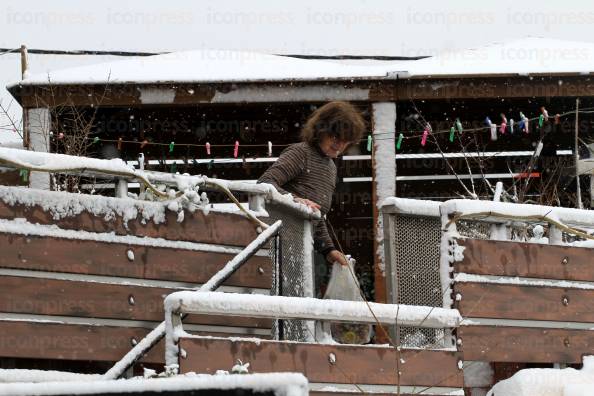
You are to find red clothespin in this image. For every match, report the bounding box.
[117,137,123,150]
[140,139,148,149]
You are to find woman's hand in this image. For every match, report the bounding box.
[325,249,348,266]
[294,197,321,211]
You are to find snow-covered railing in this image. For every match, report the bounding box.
[163,291,462,366]
[440,199,594,242]
[0,146,319,221]
[0,373,308,396]
[441,199,594,386]
[101,220,283,380]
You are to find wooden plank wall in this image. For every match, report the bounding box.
[179,337,464,390]
[0,187,272,367]
[453,238,594,364]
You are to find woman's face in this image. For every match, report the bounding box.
[318,134,350,158]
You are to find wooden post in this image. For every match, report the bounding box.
[20,45,28,79]
[371,102,396,312]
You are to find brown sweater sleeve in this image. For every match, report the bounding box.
[257,144,305,195]
[314,219,335,256]
[258,144,336,256]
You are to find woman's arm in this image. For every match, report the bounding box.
[314,219,335,255]
[315,220,348,266]
[257,144,306,195]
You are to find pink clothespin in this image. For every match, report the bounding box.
[205,142,211,155]
[500,114,507,135]
[233,141,239,158]
[421,129,429,147]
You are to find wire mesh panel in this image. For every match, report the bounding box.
[387,212,445,348]
[456,220,492,240]
[266,203,314,342]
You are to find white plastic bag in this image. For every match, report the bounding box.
[322,256,372,344]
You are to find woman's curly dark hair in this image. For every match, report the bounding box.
[301,101,366,146]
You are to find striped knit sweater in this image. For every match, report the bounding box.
[258,142,336,255]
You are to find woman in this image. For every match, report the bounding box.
[258,101,365,267]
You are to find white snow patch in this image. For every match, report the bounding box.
[488,355,594,396]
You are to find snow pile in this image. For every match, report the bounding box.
[0,185,166,225]
[488,356,594,396]
[0,372,308,396]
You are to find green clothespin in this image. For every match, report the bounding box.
[455,118,463,133]
[207,159,214,170]
[538,114,544,128]
[169,141,175,153]
[171,162,177,173]
[367,135,372,152]
[92,136,99,144]
[19,169,28,183]
[449,127,455,142]
[396,133,403,150]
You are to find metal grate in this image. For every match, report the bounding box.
[456,220,492,240]
[266,203,314,342]
[391,213,445,348]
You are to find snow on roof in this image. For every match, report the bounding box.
[10,38,594,89]
[402,37,594,78]
[12,49,394,86]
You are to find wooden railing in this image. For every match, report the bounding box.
[382,196,594,392]
[164,291,464,395]
[0,185,275,366]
